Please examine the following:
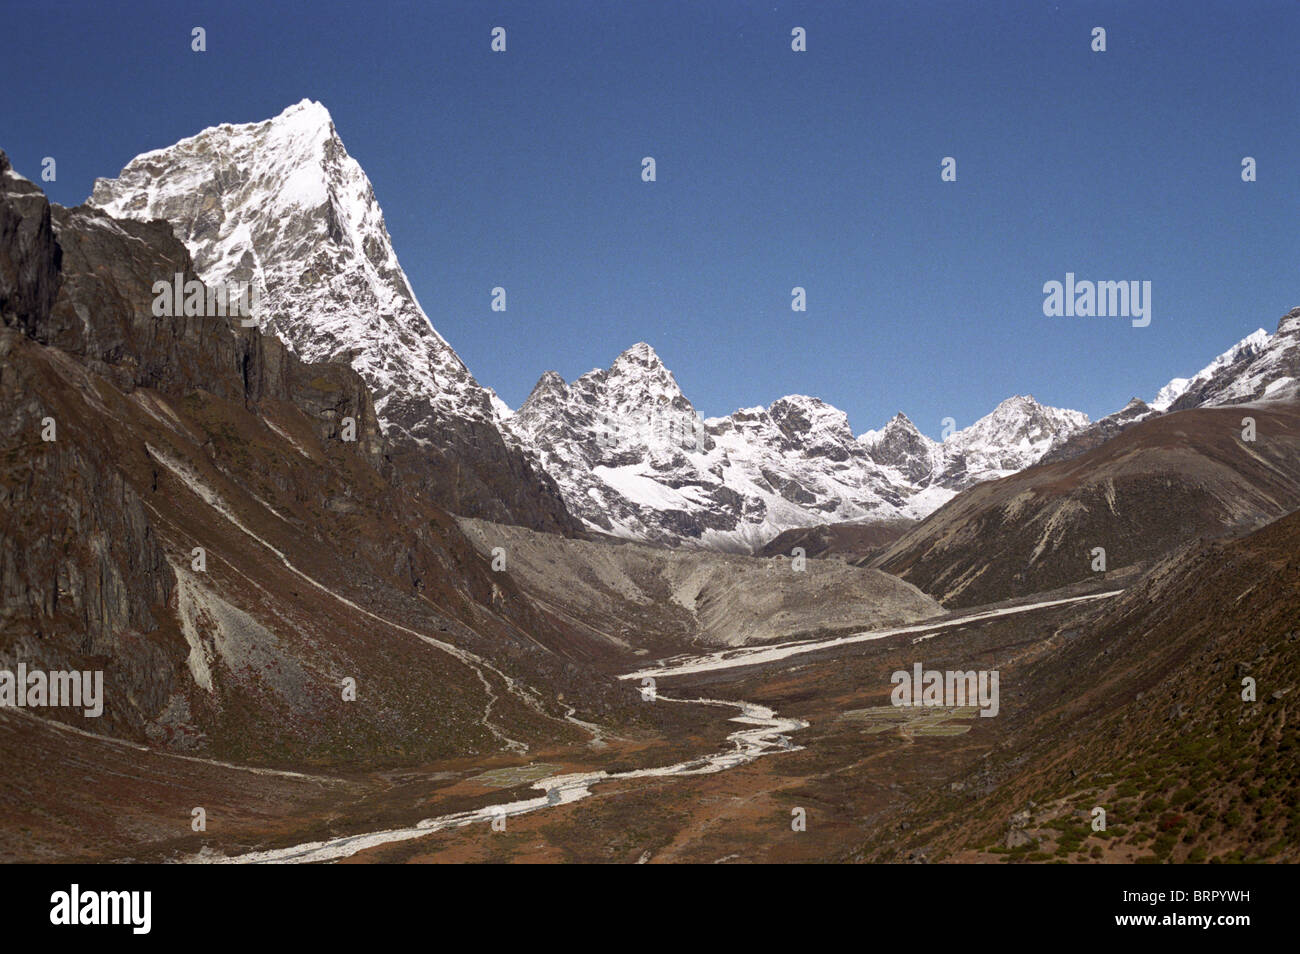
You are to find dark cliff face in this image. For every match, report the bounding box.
[38,200,384,457]
[0,152,62,336]
[863,414,942,486]
[384,420,583,537]
[0,153,632,763]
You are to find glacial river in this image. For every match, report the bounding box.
[204,590,1120,864]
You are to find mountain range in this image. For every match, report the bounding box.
[85,100,1299,553]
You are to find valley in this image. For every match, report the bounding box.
[0,583,1124,863]
[3,97,1298,868]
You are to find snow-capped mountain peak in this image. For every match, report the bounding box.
[1152,327,1274,411]
[856,396,1088,491]
[858,413,946,486]
[90,99,486,444]
[940,395,1089,479]
[1150,377,1191,413]
[516,342,705,467]
[765,395,859,453]
[603,342,692,411]
[507,348,910,548]
[505,344,1092,549]
[859,410,922,443]
[88,100,577,531]
[1043,309,1299,467]
[521,370,568,405]
[612,340,667,371]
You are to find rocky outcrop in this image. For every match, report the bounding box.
[858,413,945,486]
[0,150,61,334]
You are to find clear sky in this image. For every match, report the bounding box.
[4,0,1297,437]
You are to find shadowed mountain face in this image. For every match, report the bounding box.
[872,400,1300,607]
[1,150,634,765]
[87,101,579,536]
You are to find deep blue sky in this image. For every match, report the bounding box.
[4,1,1297,437]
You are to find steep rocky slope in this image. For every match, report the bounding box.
[87,100,577,534]
[1,150,626,765]
[1165,313,1298,410]
[872,399,1300,607]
